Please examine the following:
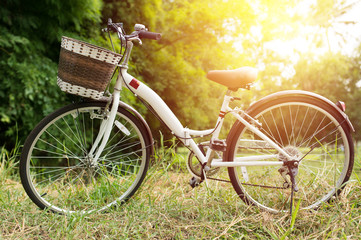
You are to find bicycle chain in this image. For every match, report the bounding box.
[239,182,287,189]
[207,176,287,189]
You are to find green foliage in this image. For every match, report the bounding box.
[1,0,361,150]
[239,0,361,141]
[291,50,361,140]
[0,0,103,149]
[102,0,258,141]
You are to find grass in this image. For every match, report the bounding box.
[1,142,361,239]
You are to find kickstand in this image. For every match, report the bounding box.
[289,177,295,217]
[287,163,299,217]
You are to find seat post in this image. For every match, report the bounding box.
[226,89,233,96]
[209,90,233,140]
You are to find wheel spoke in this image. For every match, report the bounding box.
[21,103,150,213]
[229,99,353,213]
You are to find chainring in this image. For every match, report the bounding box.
[186,143,221,178]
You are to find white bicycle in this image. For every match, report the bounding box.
[20,19,354,214]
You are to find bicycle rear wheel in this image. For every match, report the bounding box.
[20,101,152,214]
[226,96,354,213]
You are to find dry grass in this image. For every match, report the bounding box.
[1,145,361,239]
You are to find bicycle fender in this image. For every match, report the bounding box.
[246,90,354,132]
[97,99,154,156]
[119,101,154,156]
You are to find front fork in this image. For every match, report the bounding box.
[87,89,121,166]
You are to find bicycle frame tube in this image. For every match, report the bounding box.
[119,68,292,165]
[92,40,293,167]
[120,69,210,163]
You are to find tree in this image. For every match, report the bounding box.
[102,0,259,141]
[2,0,360,151]
[290,49,361,141]
[0,0,102,149]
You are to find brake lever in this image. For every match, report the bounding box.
[127,36,142,45]
[127,32,143,45]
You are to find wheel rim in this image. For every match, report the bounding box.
[232,101,351,213]
[25,106,148,214]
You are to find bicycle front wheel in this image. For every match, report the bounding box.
[20,101,152,214]
[226,96,354,213]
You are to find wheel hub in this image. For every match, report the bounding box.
[278,145,301,162]
[278,146,301,191]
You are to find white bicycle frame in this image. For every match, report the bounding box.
[90,41,293,168]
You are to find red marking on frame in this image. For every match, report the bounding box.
[219,111,226,118]
[129,79,140,89]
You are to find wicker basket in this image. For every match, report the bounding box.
[57,36,123,100]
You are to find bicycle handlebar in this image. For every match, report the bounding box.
[138,30,162,40]
[106,19,161,41]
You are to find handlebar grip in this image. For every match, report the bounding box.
[139,31,162,40]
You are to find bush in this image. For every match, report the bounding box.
[0,0,103,149]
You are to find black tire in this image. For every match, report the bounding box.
[20,101,151,214]
[226,96,354,213]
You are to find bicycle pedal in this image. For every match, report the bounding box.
[189,176,202,188]
[210,139,227,152]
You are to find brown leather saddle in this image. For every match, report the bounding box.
[207,67,258,91]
